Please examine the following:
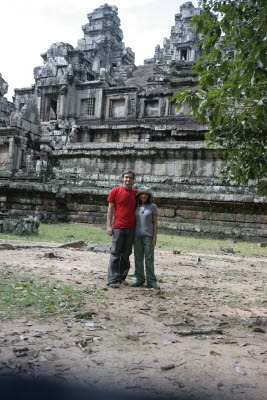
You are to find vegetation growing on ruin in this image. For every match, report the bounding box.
[172,0,267,194]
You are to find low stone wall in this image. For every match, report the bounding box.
[0,214,40,235]
[0,184,266,242]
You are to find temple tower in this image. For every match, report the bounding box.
[77,3,135,73]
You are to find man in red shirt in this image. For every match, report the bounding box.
[107,170,138,288]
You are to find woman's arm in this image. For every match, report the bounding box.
[152,214,158,247]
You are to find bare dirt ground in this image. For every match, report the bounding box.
[0,242,266,400]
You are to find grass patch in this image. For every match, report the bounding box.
[0,223,109,246]
[158,233,267,257]
[218,298,258,309]
[0,270,87,319]
[0,223,266,257]
[216,288,266,310]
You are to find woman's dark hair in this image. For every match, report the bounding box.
[122,170,135,179]
[137,193,151,205]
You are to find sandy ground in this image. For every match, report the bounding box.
[0,241,266,400]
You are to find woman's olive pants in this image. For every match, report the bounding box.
[134,235,157,285]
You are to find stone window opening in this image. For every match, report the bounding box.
[19,103,25,111]
[108,100,113,118]
[108,99,125,118]
[181,49,187,61]
[80,98,95,116]
[41,94,58,121]
[87,72,95,81]
[50,98,57,119]
[112,130,119,142]
[20,150,26,168]
[168,99,186,116]
[168,99,174,116]
[144,100,159,117]
[90,131,95,142]
[150,136,165,142]
[88,98,95,116]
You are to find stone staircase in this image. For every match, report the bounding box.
[126,64,154,87]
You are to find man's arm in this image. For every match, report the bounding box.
[107,202,115,236]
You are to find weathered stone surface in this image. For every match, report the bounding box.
[0,215,39,235]
[44,252,58,259]
[58,240,86,249]
[0,73,8,97]
[218,246,234,254]
[86,244,109,253]
[0,74,15,128]
[0,243,15,250]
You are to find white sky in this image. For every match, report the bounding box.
[1,0,198,100]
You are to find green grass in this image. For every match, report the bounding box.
[217,296,265,310]
[0,270,87,319]
[0,223,110,245]
[158,232,267,257]
[0,223,266,257]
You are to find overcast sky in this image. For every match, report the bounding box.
[1,0,198,100]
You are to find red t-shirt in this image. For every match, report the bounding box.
[107,186,138,228]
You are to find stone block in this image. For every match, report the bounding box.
[86,244,109,253]
[58,240,86,249]
[0,215,39,235]
[159,208,175,217]
[235,214,246,223]
[157,209,165,217]
[218,246,234,254]
[21,119,31,132]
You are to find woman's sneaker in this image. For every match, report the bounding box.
[131,282,143,287]
[147,283,160,289]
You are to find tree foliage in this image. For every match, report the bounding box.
[172,0,267,194]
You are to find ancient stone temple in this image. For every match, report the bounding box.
[0,2,266,240]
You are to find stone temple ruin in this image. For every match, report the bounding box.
[0,2,266,240]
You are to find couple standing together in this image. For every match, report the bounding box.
[106,170,160,289]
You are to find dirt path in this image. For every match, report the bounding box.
[0,243,266,399]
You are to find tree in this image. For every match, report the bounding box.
[172,0,267,194]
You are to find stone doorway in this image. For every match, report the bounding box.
[41,94,58,121]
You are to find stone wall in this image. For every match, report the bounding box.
[50,142,266,241]
[0,184,265,241]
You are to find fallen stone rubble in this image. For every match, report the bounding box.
[0,216,39,235]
